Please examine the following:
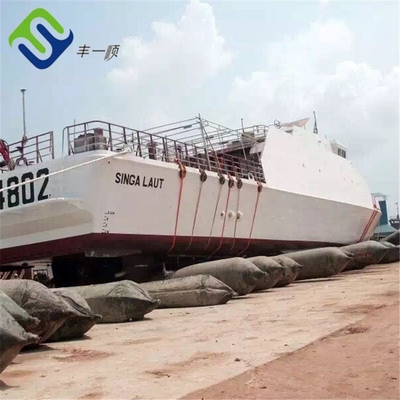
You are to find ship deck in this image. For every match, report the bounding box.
[1,262,398,399]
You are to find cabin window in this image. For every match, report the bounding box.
[338,149,347,158]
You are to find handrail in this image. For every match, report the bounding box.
[63,118,268,182]
[2,117,272,182]
[1,131,54,170]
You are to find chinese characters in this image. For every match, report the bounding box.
[77,45,120,61]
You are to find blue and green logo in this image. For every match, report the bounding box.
[9,8,74,69]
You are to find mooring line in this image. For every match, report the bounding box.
[230,173,243,252]
[204,173,225,252]
[237,180,263,257]
[185,169,207,251]
[0,150,130,194]
[208,174,235,258]
[167,160,186,255]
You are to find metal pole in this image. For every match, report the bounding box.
[21,89,27,138]
[240,118,248,161]
[313,111,319,135]
[198,113,211,170]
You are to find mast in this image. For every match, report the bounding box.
[21,89,27,140]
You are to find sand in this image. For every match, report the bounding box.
[1,262,398,400]
[184,296,399,399]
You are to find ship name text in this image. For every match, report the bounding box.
[115,172,164,189]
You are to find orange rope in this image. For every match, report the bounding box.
[230,184,241,252]
[208,174,234,258]
[204,175,225,251]
[203,148,225,253]
[167,160,186,255]
[237,180,263,257]
[214,150,223,171]
[185,169,207,251]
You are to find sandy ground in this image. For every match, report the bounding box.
[184,298,399,399]
[0,262,398,400]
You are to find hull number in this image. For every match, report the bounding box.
[0,168,49,210]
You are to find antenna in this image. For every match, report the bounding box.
[313,111,319,135]
[17,89,28,158]
[21,89,27,139]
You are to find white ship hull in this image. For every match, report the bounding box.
[0,123,380,265]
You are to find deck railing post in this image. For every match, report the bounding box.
[66,127,69,155]
[108,123,113,151]
[83,123,88,153]
[36,136,39,163]
[136,131,142,157]
[122,127,127,145]
[162,137,168,161]
[149,134,155,159]
[184,143,189,161]
[51,132,55,159]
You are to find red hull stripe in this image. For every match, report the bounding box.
[359,209,378,242]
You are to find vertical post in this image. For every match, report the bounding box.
[36,136,39,163]
[240,118,248,161]
[136,131,142,157]
[108,123,113,151]
[83,123,88,153]
[162,137,168,161]
[198,114,211,171]
[184,143,189,160]
[68,127,72,154]
[149,134,155,159]
[51,131,55,159]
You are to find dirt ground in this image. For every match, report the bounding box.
[0,262,399,400]
[184,298,399,400]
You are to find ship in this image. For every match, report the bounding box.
[0,116,381,285]
[372,194,398,239]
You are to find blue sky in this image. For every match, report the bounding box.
[1,0,399,214]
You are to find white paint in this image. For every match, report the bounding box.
[0,125,381,260]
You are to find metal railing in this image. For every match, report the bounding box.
[2,131,54,170]
[63,117,272,182]
[144,117,271,155]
